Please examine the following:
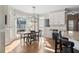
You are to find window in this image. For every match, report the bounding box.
[17,17,26,32]
[44,19,50,27]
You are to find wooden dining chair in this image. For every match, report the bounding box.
[52,31,61,53]
[22,33,31,44]
[29,31,36,44]
[52,31,74,53]
[52,29,58,40]
[59,31,74,53]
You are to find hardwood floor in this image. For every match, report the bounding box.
[5,31,79,53]
[5,37,55,53]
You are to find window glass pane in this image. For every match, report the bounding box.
[45,19,50,27]
[17,17,26,32]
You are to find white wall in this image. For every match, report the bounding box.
[0,6,5,52]
[44,10,66,38]
[49,10,66,30]
[5,6,33,45]
[5,6,17,45]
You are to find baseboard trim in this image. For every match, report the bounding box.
[5,38,19,47]
[45,37,52,40]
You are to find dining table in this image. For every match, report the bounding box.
[17,31,30,44]
[18,31,39,45]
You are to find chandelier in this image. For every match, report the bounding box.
[31,6,39,23]
[31,6,39,31]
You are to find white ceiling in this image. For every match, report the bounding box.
[11,5,79,14]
